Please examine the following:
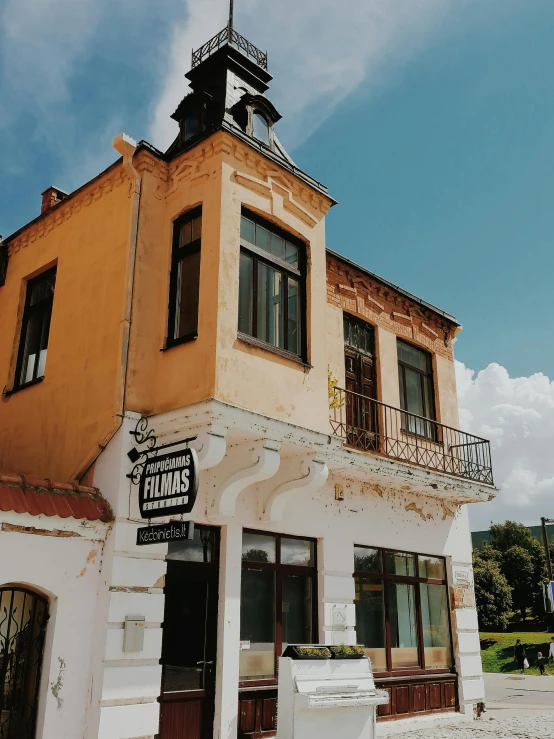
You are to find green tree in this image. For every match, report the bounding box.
[488,521,547,621]
[490,521,536,552]
[473,549,512,630]
[500,546,535,620]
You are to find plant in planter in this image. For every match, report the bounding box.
[329,645,366,659]
[283,645,332,660]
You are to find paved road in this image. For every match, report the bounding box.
[400,674,554,738]
[401,713,554,738]
[484,672,554,715]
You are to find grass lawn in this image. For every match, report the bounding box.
[480,631,554,676]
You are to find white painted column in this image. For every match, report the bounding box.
[213,521,243,739]
[319,533,356,646]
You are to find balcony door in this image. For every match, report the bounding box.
[343,315,378,451]
[158,526,219,739]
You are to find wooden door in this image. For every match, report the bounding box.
[158,528,220,739]
[344,315,377,450]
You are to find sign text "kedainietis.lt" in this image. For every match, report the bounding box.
[138,447,199,519]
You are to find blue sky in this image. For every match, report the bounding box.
[2,0,554,526]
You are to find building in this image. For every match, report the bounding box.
[472,526,544,550]
[0,18,496,739]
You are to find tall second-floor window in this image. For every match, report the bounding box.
[16,267,56,388]
[397,339,436,436]
[167,208,202,346]
[238,210,305,359]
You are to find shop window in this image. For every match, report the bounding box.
[354,546,453,675]
[238,210,305,360]
[239,531,317,683]
[167,208,202,347]
[0,586,49,739]
[15,267,56,389]
[397,340,436,438]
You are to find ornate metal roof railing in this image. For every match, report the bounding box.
[191,27,268,70]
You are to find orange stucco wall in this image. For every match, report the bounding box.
[0,164,132,481]
[0,128,462,484]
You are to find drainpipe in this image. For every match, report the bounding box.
[71,134,141,482]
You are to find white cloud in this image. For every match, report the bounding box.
[149,0,471,151]
[456,361,554,530]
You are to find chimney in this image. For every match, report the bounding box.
[41,186,68,214]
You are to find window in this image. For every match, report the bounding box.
[354,546,453,675]
[15,267,56,388]
[397,340,436,437]
[252,111,270,146]
[239,531,316,683]
[0,586,49,739]
[238,211,305,359]
[167,208,202,346]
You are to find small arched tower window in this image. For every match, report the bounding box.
[252,111,270,146]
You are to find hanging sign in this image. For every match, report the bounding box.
[138,447,199,519]
[136,520,194,546]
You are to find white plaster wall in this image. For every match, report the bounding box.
[83,409,484,739]
[0,518,106,739]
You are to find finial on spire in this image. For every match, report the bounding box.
[228,0,234,34]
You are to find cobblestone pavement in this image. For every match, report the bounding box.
[400,714,554,738]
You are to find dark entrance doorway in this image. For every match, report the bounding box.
[343,314,378,451]
[0,586,48,739]
[158,526,220,739]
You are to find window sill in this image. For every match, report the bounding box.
[161,332,198,351]
[237,332,311,368]
[3,376,44,397]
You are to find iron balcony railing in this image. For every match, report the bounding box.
[329,387,493,486]
[191,27,268,70]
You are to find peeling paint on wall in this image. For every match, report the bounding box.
[77,548,98,578]
[50,657,66,709]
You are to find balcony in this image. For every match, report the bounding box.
[329,387,493,486]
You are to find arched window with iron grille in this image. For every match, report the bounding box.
[0,587,49,739]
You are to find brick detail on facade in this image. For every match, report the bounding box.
[326,253,457,361]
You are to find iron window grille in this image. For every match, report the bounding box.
[15,267,56,389]
[167,207,202,347]
[0,587,49,739]
[238,210,306,361]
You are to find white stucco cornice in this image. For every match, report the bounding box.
[145,399,497,505]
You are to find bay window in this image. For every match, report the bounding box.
[354,546,453,675]
[239,531,316,683]
[238,210,305,360]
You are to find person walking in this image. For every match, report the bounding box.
[549,636,554,663]
[514,639,527,675]
[537,652,547,676]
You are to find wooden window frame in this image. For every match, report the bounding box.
[166,206,202,348]
[238,209,307,362]
[14,266,57,391]
[354,546,455,680]
[397,339,437,440]
[239,530,318,688]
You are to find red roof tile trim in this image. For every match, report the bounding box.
[0,474,113,524]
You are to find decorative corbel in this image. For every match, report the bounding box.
[192,427,228,471]
[262,460,329,522]
[213,441,281,517]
